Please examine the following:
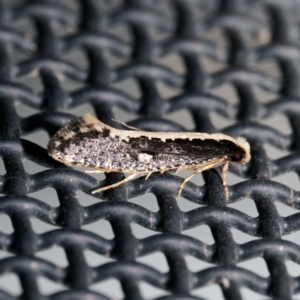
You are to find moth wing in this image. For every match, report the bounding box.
[129,138,246,160]
[48,114,109,162]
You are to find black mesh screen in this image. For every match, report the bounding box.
[1,0,300,299]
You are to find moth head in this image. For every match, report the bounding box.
[229,137,251,164]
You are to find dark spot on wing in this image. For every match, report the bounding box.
[102,128,110,137]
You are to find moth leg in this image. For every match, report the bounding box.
[177,170,200,199]
[85,170,104,174]
[176,159,226,199]
[145,172,152,180]
[175,166,185,174]
[222,160,230,199]
[92,173,139,194]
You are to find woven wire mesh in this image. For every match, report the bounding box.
[1,0,300,299]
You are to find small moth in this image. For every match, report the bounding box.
[48,114,251,198]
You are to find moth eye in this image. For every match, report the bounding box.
[231,154,243,162]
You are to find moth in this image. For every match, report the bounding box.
[48,114,251,198]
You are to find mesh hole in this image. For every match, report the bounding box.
[69,102,95,117]
[29,189,60,207]
[60,75,86,92]
[210,83,239,105]
[0,273,22,296]
[16,104,41,118]
[129,193,159,212]
[155,53,186,74]
[263,144,290,159]
[258,113,292,135]
[241,287,272,300]
[22,130,49,150]
[231,228,259,244]
[272,172,300,192]
[210,111,236,130]
[0,250,13,259]
[36,247,68,268]
[38,276,67,295]
[105,23,132,43]
[0,158,5,175]
[112,107,139,124]
[61,49,89,69]
[192,284,224,300]
[50,19,77,37]
[286,260,300,277]
[77,191,104,207]
[186,255,215,272]
[238,257,269,277]
[283,230,300,242]
[104,51,130,68]
[15,76,43,93]
[0,215,14,234]
[228,199,259,218]
[112,78,141,99]
[254,59,282,79]
[137,252,169,272]
[274,202,300,217]
[202,56,227,74]
[164,109,194,130]
[156,81,182,98]
[177,197,202,212]
[82,220,114,240]
[84,250,114,267]
[23,157,48,174]
[131,223,159,239]
[253,85,278,104]
[90,279,124,299]
[183,225,215,245]
[140,281,170,299]
[30,218,58,234]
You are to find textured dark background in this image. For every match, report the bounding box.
[1,0,300,299]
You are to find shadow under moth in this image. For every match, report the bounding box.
[48,114,251,198]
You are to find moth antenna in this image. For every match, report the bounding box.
[111,119,142,131]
